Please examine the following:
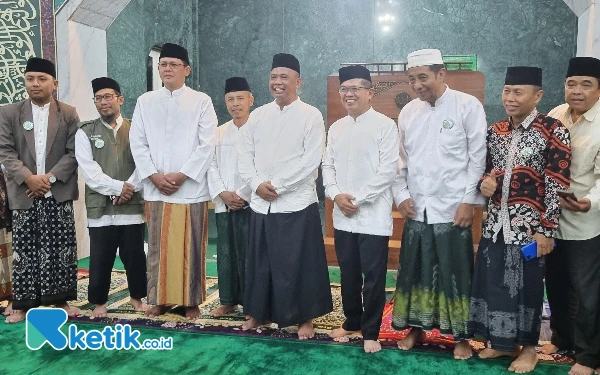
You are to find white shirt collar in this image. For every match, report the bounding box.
[31,101,51,110]
[349,107,374,123]
[272,97,301,112]
[101,114,123,131]
[162,84,187,98]
[422,85,450,108]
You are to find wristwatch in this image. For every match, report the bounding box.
[48,175,57,184]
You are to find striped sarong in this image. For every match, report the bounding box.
[146,201,207,306]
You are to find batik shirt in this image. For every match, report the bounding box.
[479,110,571,246]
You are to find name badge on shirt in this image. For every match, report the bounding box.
[90,134,105,149]
[521,147,534,157]
[23,121,33,131]
[442,118,454,130]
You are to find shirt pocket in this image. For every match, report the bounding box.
[570,145,597,175]
[437,123,466,156]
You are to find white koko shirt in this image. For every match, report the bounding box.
[323,107,399,236]
[393,87,487,224]
[130,85,217,204]
[208,120,252,214]
[237,98,325,214]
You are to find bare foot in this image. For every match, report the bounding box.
[56,303,81,317]
[397,328,424,350]
[595,367,599,374]
[145,304,173,317]
[5,310,26,323]
[540,344,559,355]
[479,347,519,359]
[364,339,382,353]
[91,304,108,319]
[130,298,149,312]
[241,317,262,331]
[209,305,236,317]
[329,327,360,338]
[185,306,201,320]
[508,346,538,374]
[454,340,473,360]
[568,363,595,375]
[298,320,315,340]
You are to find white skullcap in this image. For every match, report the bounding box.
[406,49,444,69]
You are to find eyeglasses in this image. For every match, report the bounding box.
[338,86,370,94]
[93,94,120,103]
[158,62,186,69]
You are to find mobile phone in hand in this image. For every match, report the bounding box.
[557,190,577,201]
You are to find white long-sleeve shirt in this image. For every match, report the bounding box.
[130,85,217,203]
[32,102,52,197]
[75,115,145,227]
[236,98,325,214]
[323,107,399,236]
[393,87,487,224]
[208,120,252,213]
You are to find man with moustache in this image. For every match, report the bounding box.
[469,67,571,374]
[391,48,487,360]
[208,77,254,317]
[0,57,80,323]
[323,65,399,353]
[130,43,218,320]
[237,53,332,339]
[76,77,147,319]
[542,57,600,375]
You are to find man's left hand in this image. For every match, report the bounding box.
[165,172,188,187]
[453,203,474,227]
[533,233,554,257]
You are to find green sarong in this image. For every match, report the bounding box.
[392,218,473,341]
[215,208,250,306]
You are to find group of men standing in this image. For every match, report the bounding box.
[0,42,598,375]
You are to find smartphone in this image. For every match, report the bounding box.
[521,240,557,261]
[557,190,577,201]
[521,241,538,261]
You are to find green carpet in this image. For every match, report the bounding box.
[0,208,564,374]
[0,321,569,375]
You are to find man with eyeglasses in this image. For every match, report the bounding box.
[75,77,147,319]
[391,49,487,360]
[0,57,80,323]
[322,65,399,353]
[237,53,333,339]
[130,43,217,320]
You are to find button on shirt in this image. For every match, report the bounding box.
[32,102,52,197]
[237,98,325,214]
[208,120,252,213]
[549,101,600,240]
[393,87,487,224]
[130,85,218,203]
[322,107,399,236]
[75,115,144,227]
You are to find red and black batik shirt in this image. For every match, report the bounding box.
[478,109,571,246]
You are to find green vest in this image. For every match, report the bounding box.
[79,118,144,219]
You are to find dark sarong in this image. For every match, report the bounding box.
[12,197,78,310]
[215,208,250,306]
[392,219,473,341]
[468,233,545,351]
[244,203,333,327]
